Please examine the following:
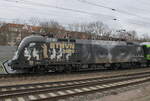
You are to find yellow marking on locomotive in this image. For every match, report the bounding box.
[42,44,48,58]
[50,43,55,48]
[50,43,75,49]
[63,49,75,53]
[60,43,65,49]
[49,43,75,54]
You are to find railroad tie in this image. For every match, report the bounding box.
[17,97,25,101]
[28,95,38,100]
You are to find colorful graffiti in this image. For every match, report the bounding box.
[24,42,75,61]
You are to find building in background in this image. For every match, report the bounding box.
[0,23,128,46]
[0,23,43,46]
[0,23,93,46]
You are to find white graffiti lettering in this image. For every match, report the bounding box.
[32,48,40,60]
[24,48,31,60]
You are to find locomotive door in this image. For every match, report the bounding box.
[80,43,93,63]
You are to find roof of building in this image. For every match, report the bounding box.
[1,23,42,32]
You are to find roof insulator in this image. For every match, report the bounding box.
[112,9,116,11]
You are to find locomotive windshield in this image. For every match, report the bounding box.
[143,45,150,53]
[143,45,150,60]
[146,47,150,53]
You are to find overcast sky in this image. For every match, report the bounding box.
[0,0,150,35]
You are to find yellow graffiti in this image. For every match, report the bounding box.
[50,43,55,48]
[63,49,75,53]
[50,43,75,49]
[42,44,48,58]
[49,43,75,54]
[60,43,65,49]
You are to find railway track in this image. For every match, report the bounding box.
[1,71,150,101]
[0,68,150,79]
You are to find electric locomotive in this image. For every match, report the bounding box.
[2,35,150,74]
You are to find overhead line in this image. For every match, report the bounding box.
[77,0,150,21]
[77,0,116,11]
[0,4,87,21]
[3,0,115,20]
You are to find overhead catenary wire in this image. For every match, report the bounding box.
[0,4,89,22]
[2,0,115,20]
[77,0,150,31]
[3,0,150,26]
[0,0,107,24]
[77,0,116,11]
[77,0,150,21]
[2,0,150,21]
[1,0,150,34]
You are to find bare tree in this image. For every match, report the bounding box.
[28,17,40,26]
[12,18,26,24]
[127,30,138,40]
[67,21,111,37]
[40,20,64,29]
[87,21,109,36]
[116,30,138,41]
[141,33,150,41]
[67,23,88,32]
[39,20,65,36]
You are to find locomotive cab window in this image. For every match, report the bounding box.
[143,45,150,54]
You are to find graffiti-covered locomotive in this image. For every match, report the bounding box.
[3,35,150,74]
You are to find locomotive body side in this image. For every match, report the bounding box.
[77,40,145,69]
[79,40,144,62]
[3,35,147,74]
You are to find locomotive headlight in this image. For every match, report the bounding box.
[7,60,12,66]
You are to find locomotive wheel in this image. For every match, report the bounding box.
[113,64,120,70]
[65,65,72,73]
[32,65,49,73]
[109,64,120,70]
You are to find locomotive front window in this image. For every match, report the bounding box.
[146,47,150,54]
[143,45,150,54]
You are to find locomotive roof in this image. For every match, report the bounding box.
[140,42,150,45]
[20,35,140,46]
[76,39,127,45]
